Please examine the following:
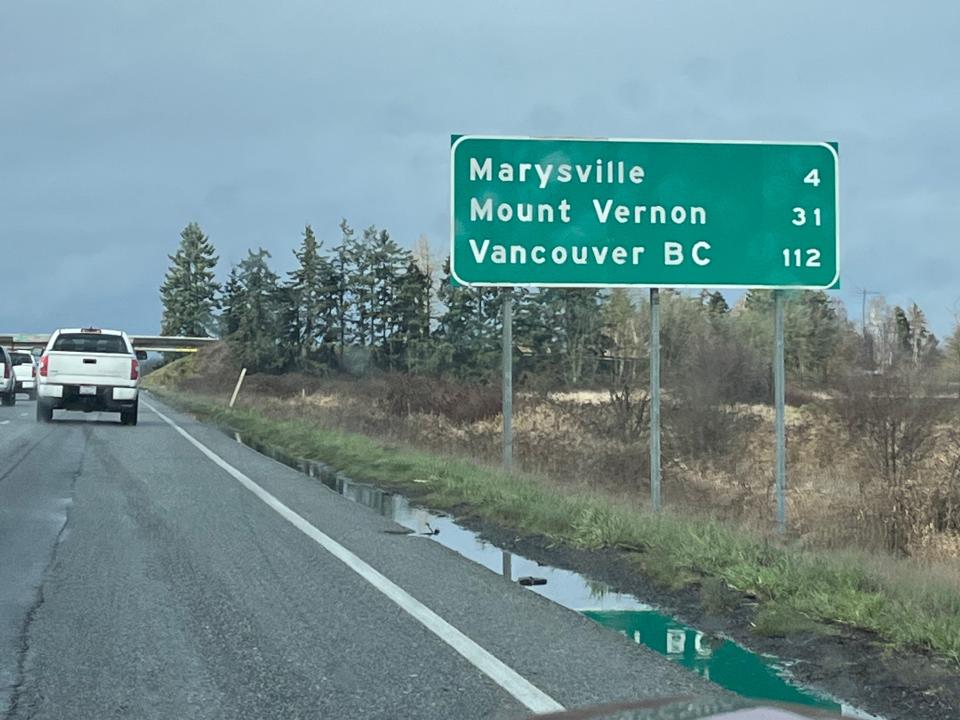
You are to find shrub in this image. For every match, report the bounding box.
[831,370,955,554]
[381,373,502,425]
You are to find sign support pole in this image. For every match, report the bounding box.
[649,287,662,512]
[773,289,786,534]
[502,290,513,471]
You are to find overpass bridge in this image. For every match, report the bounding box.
[0,333,219,354]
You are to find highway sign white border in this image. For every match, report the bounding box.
[449,135,840,290]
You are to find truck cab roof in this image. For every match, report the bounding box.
[53,328,126,337]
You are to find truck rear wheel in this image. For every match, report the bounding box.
[36,401,53,422]
[1,392,15,407]
[120,401,138,426]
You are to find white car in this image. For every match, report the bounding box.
[36,328,140,425]
[11,350,38,399]
[0,347,16,406]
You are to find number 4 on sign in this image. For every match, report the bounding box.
[803,168,821,187]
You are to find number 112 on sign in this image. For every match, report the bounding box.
[783,248,821,267]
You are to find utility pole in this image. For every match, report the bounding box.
[860,288,881,368]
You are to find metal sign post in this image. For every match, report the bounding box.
[773,290,786,533]
[502,291,513,471]
[649,288,662,512]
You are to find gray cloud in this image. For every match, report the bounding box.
[1,0,958,335]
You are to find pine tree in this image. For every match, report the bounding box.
[907,303,932,368]
[797,291,839,383]
[394,259,432,371]
[702,290,730,315]
[283,225,334,369]
[538,289,606,385]
[368,228,409,368]
[275,284,301,371]
[434,258,501,379]
[739,290,811,384]
[513,289,554,380]
[348,226,378,348]
[219,266,243,338]
[893,306,912,359]
[330,220,355,365]
[231,248,281,372]
[160,222,220,336]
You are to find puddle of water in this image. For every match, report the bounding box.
[242,435,882,719]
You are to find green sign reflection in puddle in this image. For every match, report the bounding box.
[583,610,840,712]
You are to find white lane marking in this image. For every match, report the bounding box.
[0,420,9,425]
[144,400,564,715]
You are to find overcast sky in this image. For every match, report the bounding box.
[2,1,958,337]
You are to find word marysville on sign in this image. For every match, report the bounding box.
[450,135,839,289]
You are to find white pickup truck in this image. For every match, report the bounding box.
[36,328,140,425]
[11,350,38,399]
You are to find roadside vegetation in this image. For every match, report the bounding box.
[151,221,960,663]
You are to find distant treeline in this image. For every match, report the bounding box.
[159,221,957,397]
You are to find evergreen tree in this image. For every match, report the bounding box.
[160,222,220,336]
[513,289,554,381]
[538,289,607,384]
[275,283,302,371]
[283,225,334,369]
[893,306,912,359]
[701,290,730,315]
[797,291,840,383]
[348,226,378,348]
[219,266,243,338]
[330,220,355,365]
[394,259,432,371]
[739,290,844,385]
[368,228,410,368]
[231,248,282,372]
[434,258,501,379]
[906,302,933,368]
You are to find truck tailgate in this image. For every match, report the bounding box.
[46,352,133,385]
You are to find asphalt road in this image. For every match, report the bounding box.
[0,393,716,719]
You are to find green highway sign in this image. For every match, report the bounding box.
[450,136,839,289]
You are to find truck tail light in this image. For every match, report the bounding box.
[39,355,49,377]
[31,364,36,377]
[2,364,8,380]
[130,358,140,381]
